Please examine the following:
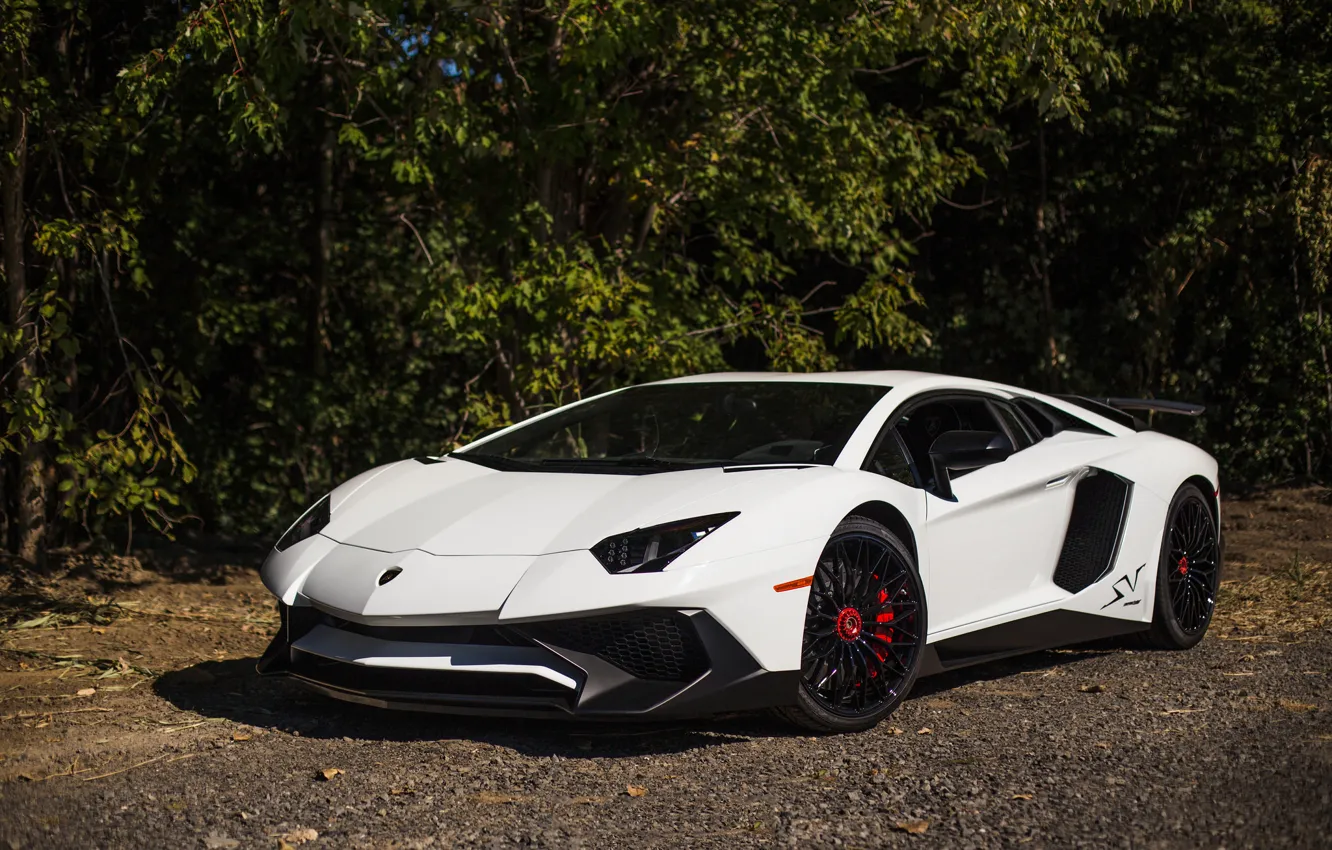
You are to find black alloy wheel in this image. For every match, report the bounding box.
[780,516,925,733]
[1145,483,1221,649]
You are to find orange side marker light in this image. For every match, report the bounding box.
[774,576,814,593]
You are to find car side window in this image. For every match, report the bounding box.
[1013,397,1111,438]
[866,429,916,486]
[892,397,1006,487]
[992,401,1036,450]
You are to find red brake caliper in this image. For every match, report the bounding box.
[870,587,893,671]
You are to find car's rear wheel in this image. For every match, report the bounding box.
[778,517,926,733]
[1144,483,1221,649]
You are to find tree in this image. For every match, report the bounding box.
[1,1,196,563]
[112,0,1157,532]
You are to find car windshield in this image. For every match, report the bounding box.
[454,381,889,472]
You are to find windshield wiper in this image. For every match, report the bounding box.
[537,456,716,471]
[446,452,537,472]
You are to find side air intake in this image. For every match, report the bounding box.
[1053,469,1132,594]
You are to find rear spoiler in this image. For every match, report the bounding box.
[1057,395,1205,431]
[1083,398,1205,417]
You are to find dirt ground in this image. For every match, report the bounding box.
[0,488,1329,848]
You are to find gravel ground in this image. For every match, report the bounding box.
[1,487,1329,848]
[1,632,1328,848]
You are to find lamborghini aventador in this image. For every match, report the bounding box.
[258,371,1221,732]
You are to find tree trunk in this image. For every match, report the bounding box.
[1035,125,1059,391]
[308,103,334,379]
[2,38,45,564]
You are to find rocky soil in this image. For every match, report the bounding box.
[0,488,1328,848]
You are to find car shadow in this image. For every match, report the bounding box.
[153,658,778,757]
[155,643,1131,755]
[907,644,1124,699]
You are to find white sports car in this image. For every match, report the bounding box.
[258,371,1221,732]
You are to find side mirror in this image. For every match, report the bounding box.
[928,430,1014,501]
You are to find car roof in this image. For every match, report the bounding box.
[649,370,1134,435]
[652,370,998,392]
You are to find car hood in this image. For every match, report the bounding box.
[321,457,793,556]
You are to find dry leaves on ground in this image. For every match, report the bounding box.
[318,768,343,781]
[279,828,318,846]
[1012,793,1034,800]
[1079,683,1105,693]
[474,791,524,804]
[895,819,930,834]
[626,784,647,797]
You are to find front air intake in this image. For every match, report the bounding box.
[1053,469,1132,594]
[525,612,709,682]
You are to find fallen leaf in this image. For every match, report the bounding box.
[889,727,905,735]
[916,727,932,735]
[76,688,96,697]
[1012,793,1034,800]
[231,732,252,742]
[895,819,929,834]
[626,784,647,797]
[91,627,107,634]
[474,791,522,804]
[1279,700,1318,712]
[280,828,318,845]
[1095,742,1111,750]
[318,768,343,781]
[1079,683,1105,694]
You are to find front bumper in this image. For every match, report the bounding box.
[258,601,798,718]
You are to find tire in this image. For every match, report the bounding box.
[1143,483,1221,649]
[777,516,926,733]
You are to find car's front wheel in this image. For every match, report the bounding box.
[779,516,926,733]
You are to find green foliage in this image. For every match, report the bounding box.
[899,0,1332,483]
[1,1,198,544]
[3,0,1329,550]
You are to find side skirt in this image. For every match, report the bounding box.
[918,609,1148,676]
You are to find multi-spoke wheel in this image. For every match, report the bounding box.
[1145,484,1221,649]
[779,516,926,733]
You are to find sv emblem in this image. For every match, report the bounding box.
[1100,563,1146,609]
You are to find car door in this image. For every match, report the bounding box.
[877,392,1097,636]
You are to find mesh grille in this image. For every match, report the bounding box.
[1053,470,1132,594]
[527,612,708,682]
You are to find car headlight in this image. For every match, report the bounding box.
[276,495,331,552]
[591,513,738,574]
